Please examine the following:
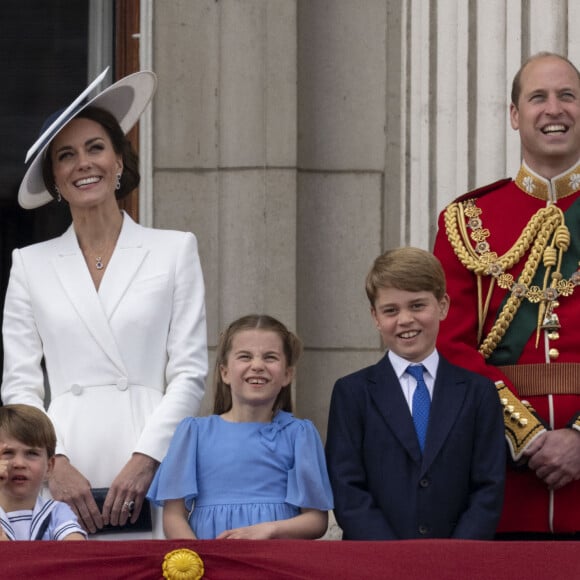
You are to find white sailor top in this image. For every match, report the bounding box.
[0,497,86,540]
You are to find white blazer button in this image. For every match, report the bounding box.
[71,384,82,396]
[117,377,128,391]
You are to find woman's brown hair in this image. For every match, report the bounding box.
[42,105,140,200]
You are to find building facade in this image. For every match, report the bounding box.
[4,0,579,440]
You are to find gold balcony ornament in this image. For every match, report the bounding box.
[163,548,204,580]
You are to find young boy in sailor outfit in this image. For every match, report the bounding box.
[0,404,86,540]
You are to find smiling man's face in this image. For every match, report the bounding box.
[510,55,580,178]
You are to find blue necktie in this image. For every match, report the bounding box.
[407,364,431,453]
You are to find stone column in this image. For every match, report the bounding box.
[296,0,388,435]
[152,0,297,413]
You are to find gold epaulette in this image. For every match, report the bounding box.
[572,414,580,432]
[496,382,546,460]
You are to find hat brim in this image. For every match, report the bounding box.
[18,69,157,209]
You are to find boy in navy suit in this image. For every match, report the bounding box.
[326,247,505,540]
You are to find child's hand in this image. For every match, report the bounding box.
[0,461,8,482]
[216,521,276,540]
[0,447,11,541]
[0,444,11,485]
[216,509,327,540]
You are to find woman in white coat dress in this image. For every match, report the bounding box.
[1,70,208,538]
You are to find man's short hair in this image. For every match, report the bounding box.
[511,51,580,107]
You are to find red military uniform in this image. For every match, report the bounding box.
[434,160,580,534]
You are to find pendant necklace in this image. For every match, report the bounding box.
[85,237,113,271]
[93,239,110,270]
[81,215,122,273]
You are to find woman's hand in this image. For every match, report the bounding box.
[102,452,159,527]
[48,455,103,533]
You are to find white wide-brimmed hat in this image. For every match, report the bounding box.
[18,67,157,209]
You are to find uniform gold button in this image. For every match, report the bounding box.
[548,332,560,340]
[549,348,559,359]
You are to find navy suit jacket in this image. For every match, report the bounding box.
[325,353,505,540]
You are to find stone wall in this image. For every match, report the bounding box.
[149,0,580,443]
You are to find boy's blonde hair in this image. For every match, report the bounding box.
[365,247,447,307]
[0,404,56,458]
[213,314,303,415]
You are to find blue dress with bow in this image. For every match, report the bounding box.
[147,411,333,539]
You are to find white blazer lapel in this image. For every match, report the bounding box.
[53,226,126,373]
[98,212,149,319]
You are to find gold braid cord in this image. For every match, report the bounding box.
[444,201,568,459]
[497,383,545,460]
[444,201,567,358]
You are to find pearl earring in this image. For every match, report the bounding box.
[55,186,62,203]
[115,173,122,191]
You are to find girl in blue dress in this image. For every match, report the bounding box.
[147,314,333,539]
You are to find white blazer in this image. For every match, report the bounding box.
[1,212,208,488]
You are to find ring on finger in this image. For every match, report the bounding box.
[122,500,135,513]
